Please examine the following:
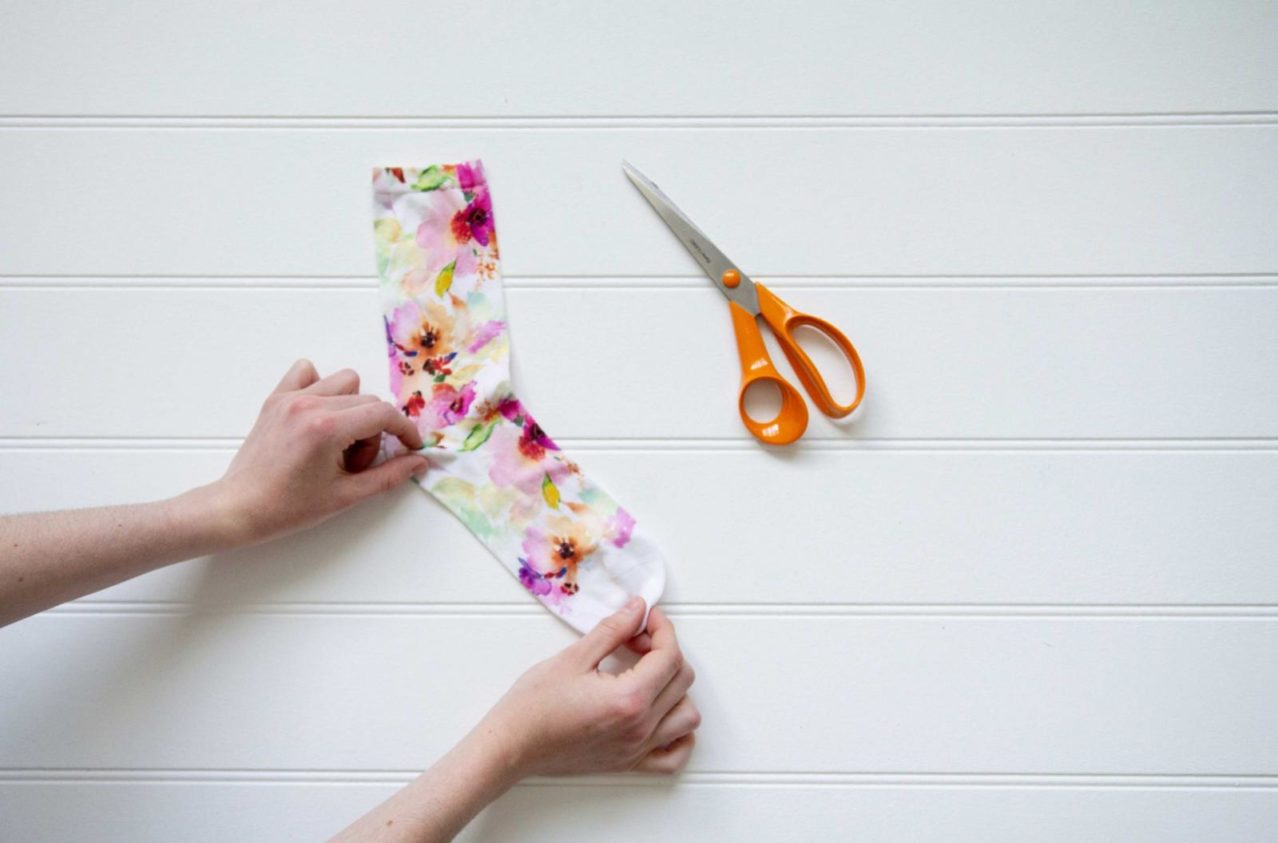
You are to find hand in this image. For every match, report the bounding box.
[206,359,428,547]
[480,598,700,777]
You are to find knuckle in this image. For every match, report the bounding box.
[305,413,335,438]
[688,707,703,731]
[685,665,696,688]
[609,689,646,723]
[670,649,685,673]
[286,395,317,416]
[623,720,650,746]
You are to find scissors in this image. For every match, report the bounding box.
[623,162,866,445]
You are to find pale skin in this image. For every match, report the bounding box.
[0,359,700,842]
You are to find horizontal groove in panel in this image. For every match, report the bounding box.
[7,613,1274,772]
[6,0,1275,119]
[2,437,1277,453]
[4,114,1278,130]
[8,448,1273,607]
[1,769,1276,789]
[3,274,1278,290]
[5,287,1276,439]
[48,602,1278,620]
[3,127,1274,278]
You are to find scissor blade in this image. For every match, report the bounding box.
[622,161,760,314]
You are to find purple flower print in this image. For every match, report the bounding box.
[518,557,553,596]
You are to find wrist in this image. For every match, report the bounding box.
[169,481,257,555]
[460,713,531,792]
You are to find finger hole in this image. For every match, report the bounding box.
[741,378,782,423]
[792,323,861,407]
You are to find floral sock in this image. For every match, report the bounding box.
[371,161,665,634]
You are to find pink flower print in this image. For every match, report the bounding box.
[456,161,484,191]
[425,380,477,428]
[487,423,571,494]
[450,189,495,247]
[406,381,477,431]
[497,396,525,422]
[414,190,469,273]
[518,414,558,460]
[453,243,478,281]
[606,507,636,548]
[467,320,506,353]
[387,300,422,352]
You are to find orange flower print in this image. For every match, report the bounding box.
[522,514,599,595]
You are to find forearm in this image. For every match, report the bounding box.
[332,722,523,843]
[0,482,239,626]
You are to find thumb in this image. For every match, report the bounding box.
[571,596,646,669]
[343,453,430,501]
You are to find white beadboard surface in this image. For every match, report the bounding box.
[2,2,1277,841]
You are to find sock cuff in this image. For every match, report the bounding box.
[372,160,488,196]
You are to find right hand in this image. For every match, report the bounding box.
[482,598,700,777]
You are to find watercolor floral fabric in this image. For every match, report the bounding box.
[372,161,665,633]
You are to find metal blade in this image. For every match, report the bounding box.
[622,161,759,314]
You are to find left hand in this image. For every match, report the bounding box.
[206,359,428,547]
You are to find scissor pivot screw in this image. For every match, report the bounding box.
[722,269,741,289]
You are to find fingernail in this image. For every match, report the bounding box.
[625,595,643,611]
[411,458,431,477]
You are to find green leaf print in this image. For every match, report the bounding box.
[412,165,451,192]
[462,421,496,452]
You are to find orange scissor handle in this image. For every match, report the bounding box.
[755,283,866,418]
[728,300,809,445]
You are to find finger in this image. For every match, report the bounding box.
[287,393,380,413]
[650,660,695,720]
[319,394,381,412]
[338,402,425,451]
[624,631,653,656]
[633,733,695,775]
[569,596,646,669]
[304,368,360,396]
[646,697,701,750]
[340,453,430,502]
[272,359,319,394]
[629,607,682,698]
